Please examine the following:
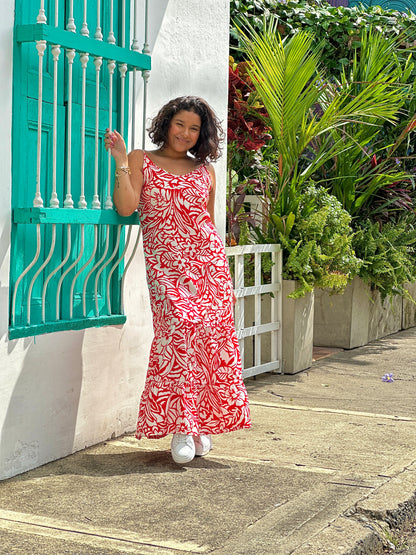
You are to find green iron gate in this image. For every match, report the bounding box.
[10,0,150,339]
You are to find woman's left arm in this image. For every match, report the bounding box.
[206,164,216,226]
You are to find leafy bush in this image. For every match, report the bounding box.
[253,184,362,298]
[353,220,416,299]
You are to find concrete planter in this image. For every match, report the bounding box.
[281,280,314,374]
[368,287,402,343]
[402,282,416,330]
[314,277,402,349]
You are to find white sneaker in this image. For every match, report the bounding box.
[171,434,195,464]
[194,434,212,457]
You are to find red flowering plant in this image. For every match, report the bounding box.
[226,57,271,246]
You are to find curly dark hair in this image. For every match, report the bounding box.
[147,96,224,164]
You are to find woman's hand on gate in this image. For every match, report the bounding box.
[104,129,128,166]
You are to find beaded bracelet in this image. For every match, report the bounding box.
[115,166,131,177]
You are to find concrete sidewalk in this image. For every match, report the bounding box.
[1,328,416,554]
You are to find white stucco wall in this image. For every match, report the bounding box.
[136,0,230,238]
[0,0,230,480]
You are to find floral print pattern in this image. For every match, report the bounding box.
[135,153,251,439]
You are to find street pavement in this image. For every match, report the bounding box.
[1,327,416,554]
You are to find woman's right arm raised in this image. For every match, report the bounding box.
[104,129,144,217]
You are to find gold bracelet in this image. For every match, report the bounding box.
[115,166,131,177]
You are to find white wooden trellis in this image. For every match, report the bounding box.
[226,244,283,379]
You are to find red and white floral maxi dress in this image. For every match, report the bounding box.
[135,153,251,439]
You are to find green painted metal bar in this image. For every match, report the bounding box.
[13,207,140,225]
[15,24,151,70]
[9,315,127,340]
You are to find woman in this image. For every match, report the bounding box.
[105,96,251,464]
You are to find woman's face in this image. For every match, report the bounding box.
[167,110,201,153]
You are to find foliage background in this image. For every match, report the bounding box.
[230,0,416,74]
[227,0,416,297]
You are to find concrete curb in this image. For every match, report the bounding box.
[347,463,416,553]
[299,463,416,555]
[292,516,383,555]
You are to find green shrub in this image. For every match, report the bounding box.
[353,220,416,299]
[254,184,362,298]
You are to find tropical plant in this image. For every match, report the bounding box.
[315,29,416,222]
[235,22,416,296]
[228,59,270,156]
[231,1,416,185]
[238,22,410,221]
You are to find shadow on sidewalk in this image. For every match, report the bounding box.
[313,335,402,367]
[6,447,231,481]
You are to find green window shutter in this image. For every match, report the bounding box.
[10,0,149,339]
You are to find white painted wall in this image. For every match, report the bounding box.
[0,0,230,480]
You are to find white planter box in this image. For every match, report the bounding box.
[281,280,314,374]
[314,277,402,349]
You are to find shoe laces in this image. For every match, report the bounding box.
[173,434,194,448]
